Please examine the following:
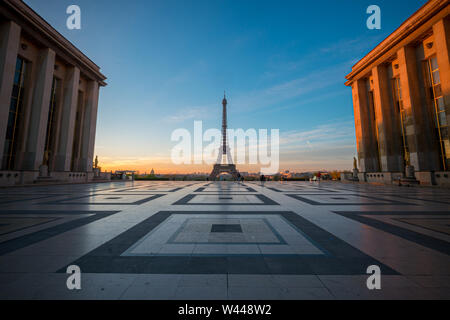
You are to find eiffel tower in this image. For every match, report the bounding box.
[209,93,239,181]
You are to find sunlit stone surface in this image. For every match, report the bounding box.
[0,181,449,300]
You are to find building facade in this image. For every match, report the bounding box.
[345,0,450,186]
[0,0,106,186]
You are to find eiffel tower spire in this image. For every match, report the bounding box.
[222,92,228,155]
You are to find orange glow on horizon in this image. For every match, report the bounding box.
[98,161,350,175]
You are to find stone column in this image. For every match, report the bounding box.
[372,64,403,172]
[79,80,99,172]
[352,78,379,172]
[0,21,21,166]
[22,48,55,171]
[397,46,437,171]
[433,18,450,169]
[54,67,80,171]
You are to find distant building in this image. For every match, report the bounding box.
[292,172,313,179]
[0,0,106,186]
[345,0,450,186]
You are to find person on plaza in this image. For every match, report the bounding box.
[260,174,266,187]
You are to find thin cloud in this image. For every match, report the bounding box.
[230,63,349,115]
[277,119,357,171]
[164,106,214,123]
[319,36,384,56]
[280,120,355,146]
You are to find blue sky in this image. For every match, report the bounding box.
[25,0,427,173]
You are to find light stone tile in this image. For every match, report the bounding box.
[1,181,450,299]
[158,244,195,254]
[258,245,296,255]
[193,244,229,254]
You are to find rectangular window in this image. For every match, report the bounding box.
[2,57,27,170]
[427,56,449,171]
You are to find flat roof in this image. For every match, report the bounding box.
[1,0,107,85]
[345,0,449,85]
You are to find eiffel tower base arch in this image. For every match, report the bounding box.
[209,164,239,181]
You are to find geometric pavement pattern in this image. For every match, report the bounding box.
[0,180,449,300]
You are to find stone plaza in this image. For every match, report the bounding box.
[0,180,449,300]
